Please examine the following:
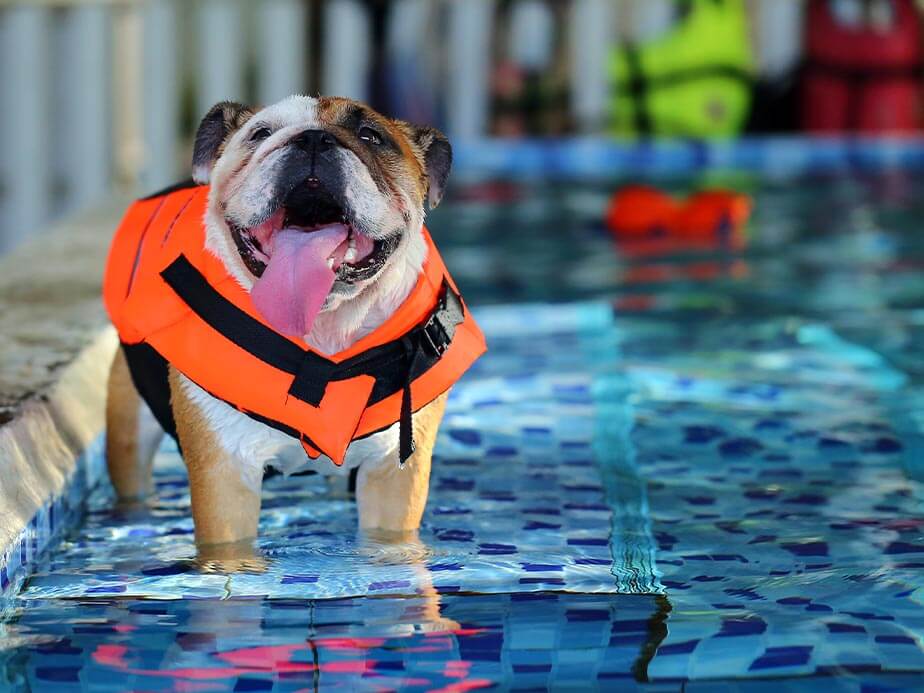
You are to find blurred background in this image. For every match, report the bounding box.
[1,0,923,252]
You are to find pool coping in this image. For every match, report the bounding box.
[452,135,924,179]
[0,328,116,600]
[0,199,124,602]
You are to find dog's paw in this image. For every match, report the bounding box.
[196,556,269,575]
[195,541,269,574]
[357,529,435,564]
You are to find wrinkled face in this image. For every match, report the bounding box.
[193,96,451,337]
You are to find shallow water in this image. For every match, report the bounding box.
[3,173,924,691]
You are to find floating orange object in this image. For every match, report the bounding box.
[674,190,752,240]
[605,185,751,246]
[605,185,679,238]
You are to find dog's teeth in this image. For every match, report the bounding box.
[326,258,334,270]
[348,235,356,250]
[344,248,357,263]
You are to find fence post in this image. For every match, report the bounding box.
[446,0,494,139]
[0,6,51,252]
[112,3,144,189]
[629,0,674,42]
[751,0,805,80]
[197,0,247,118]
[58,5,110,214]
[569,0,613,133]
[322,0,370,101]
[257,0,309,105]
[142,0,180,190]
[383,0,441,123]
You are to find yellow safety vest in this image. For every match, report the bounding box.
[609,0,754,138]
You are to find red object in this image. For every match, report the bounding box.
[605,185,679,238]
[605,185,751,246]
[674,190,752,240]
[802,0,923,133]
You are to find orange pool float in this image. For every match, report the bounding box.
[606,185,752,245]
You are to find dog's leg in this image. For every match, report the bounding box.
[357,393,455,634]
[356,392,448,532]
[359,527,460,633]
[168,368,262,551]
[106,349,163,501]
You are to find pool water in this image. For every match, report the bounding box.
[3,173,924,691]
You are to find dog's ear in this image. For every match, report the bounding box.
[192,101,255,184]
[410,126,452,209]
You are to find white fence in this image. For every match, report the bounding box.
[0,0,804,253]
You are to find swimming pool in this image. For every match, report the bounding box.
[3,154,924,690]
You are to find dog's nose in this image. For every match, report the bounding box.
[294,129,337,154]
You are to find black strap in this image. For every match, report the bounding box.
[623,45,652,135]
[618,64,753,91]
[160,254,464,462]
[120,342,178,443]
[399,338,418,463]
[161,256,307,374]
[120,340,328,457]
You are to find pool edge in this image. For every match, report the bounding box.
[0,328,116,601]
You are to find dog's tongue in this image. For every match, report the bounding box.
[251,225,349,337]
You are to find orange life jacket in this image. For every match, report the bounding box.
[103,182,486,467]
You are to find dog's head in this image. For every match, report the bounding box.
[193,95,452,339]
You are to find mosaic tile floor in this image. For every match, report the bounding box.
[9,304,654,604]
[4,174,924,690]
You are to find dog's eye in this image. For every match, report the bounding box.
[358,126,382,145]
[250,127,272,143]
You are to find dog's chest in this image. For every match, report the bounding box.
[173,254,422,487]
[179,374,398,488]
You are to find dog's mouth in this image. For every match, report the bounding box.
[227,190,399,338]
[229,192,395,281]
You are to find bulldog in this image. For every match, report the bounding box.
[104,96,469,555]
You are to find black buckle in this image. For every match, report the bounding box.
[422,316,450,357]
[420,287,457,357]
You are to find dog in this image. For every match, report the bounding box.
[104,96,480,558]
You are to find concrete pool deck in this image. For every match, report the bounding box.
[0,203,124,597]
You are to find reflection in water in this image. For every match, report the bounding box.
[3,592,672,689]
